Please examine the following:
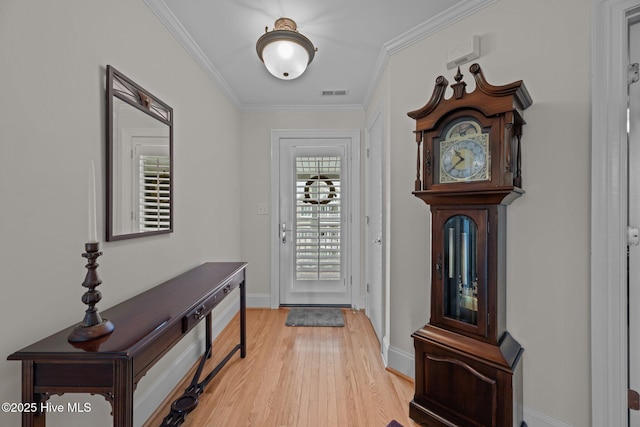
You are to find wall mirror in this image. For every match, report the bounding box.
[106,65,173,241]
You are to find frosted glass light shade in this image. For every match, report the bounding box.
[262,40,309,80]
[256,18,316,80]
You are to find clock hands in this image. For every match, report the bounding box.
[453,152,465,166]
[446,150,466,172]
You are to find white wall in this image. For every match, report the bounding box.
[372,0,592,425]
[0,1,242,426]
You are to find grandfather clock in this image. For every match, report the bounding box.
[408,64,531,427]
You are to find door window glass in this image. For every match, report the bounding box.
[295,156,342,281]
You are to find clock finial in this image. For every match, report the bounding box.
[451,67,467,99]
[454,67,463,82]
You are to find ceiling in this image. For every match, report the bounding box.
[144,0,494,110]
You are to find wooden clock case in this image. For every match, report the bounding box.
[407,64,531,427]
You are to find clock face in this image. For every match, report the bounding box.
[439,119,490,183]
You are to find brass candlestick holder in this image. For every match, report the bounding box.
[68,242,114,343]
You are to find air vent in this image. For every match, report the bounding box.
[321,90,349,96]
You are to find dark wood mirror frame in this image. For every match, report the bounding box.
[106,65,173,241]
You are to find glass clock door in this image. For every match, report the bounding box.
[432,209,488,337]
[444,215,478,325]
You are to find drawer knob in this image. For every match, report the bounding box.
[193,304,206,320]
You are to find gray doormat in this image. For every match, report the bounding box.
[285,308,345,327]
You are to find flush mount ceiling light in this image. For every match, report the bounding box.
[256,18,316,80]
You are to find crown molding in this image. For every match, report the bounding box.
[363,0,497,109]
[144,0,242,109]
[384,0,497,55]
[362,49,391,111]
[241,103,364,112]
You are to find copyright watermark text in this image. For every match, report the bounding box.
[2,401,92,413]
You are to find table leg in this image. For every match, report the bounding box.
[112,359,133,427]
[21,361,45,427]
[240,279,246,358]
[206,312,212,359]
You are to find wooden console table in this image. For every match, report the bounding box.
[8,261,247,427]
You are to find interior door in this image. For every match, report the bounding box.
[365,110,384,343]
[629,16,640,426]
[279,139,351,306]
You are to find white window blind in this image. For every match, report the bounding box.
[295,156,342,281]
[139,155,170,231]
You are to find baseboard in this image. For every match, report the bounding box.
[523,407,572,427]
[247,292,271,308]
[134,298,240,425]
[387,345,415,380]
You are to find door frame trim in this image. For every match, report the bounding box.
[270,129,361,309]
[591,1,639,425]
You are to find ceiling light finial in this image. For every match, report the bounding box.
[256,18,316,80]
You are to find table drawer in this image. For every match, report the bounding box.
[182,271,243,333]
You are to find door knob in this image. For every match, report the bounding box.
[629,226,640,246]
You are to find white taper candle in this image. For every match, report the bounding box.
[88,158,98,243]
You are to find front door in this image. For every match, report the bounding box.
[278,138,352,306]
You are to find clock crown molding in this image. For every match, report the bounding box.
[470,63,532,109]
[413,186,524,206]
[407,63,532,126]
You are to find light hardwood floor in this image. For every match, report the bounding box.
[145,308,419,427]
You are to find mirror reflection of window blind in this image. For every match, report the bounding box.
[295,156,341,281]
[139,155,170,231]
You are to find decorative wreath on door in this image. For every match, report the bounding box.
[303,175,337,205]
